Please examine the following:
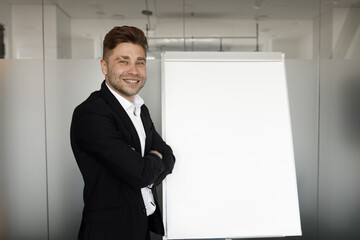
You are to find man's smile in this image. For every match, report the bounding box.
[123,78,141,86]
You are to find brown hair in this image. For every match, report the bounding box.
[102,26,148,61]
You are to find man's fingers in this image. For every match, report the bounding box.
[150,150,163,159]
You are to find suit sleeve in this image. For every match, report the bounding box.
[152,128,176,187]
[142,106,175,187]
[70,103,166,190]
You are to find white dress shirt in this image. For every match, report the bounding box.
[106,83,156,216]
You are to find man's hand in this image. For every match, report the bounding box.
[150,150,163,159]
[130,145,162,159]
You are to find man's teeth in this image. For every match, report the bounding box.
[125,80,138,83]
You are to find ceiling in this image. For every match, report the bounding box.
[6,0,359,20]
[3,0,360,55]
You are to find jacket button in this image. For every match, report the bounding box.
[143,208,146,214]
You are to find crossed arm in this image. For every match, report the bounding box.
[71,104,175,189]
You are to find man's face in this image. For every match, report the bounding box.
[101,42,146,102]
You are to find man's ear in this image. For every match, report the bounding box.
[101,59,108,75]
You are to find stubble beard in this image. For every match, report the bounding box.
[107,72,145,99]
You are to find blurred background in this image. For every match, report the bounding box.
[0,0,359,239]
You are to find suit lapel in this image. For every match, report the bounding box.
[99,81,142,153]
[140,106,152,155]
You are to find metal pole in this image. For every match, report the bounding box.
[256,22,259,51]
[0,24,5,58]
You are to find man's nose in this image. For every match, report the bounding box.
[127,63,139,75]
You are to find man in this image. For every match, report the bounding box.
[70,26,175,240]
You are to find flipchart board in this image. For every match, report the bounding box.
[161,52,302,239]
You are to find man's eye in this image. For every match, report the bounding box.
[137,62,145,65]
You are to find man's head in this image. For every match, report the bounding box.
[101,26,148,102]
[102,26,148,62]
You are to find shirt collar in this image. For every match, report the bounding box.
[105,82,144,114]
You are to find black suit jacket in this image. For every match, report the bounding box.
[70,81,175,240]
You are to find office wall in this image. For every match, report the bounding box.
[318,4,360,239]
[0,60,48,239]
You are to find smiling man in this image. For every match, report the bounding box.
[70,26,175,240]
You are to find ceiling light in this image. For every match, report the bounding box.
[112,14,124,19]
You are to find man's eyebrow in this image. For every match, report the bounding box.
[115,56,130,60]
[114,56,146,61]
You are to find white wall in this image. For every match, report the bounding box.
[0,60,48,240]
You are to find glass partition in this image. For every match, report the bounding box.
[0,2,48,240]
[319,1,360,239]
